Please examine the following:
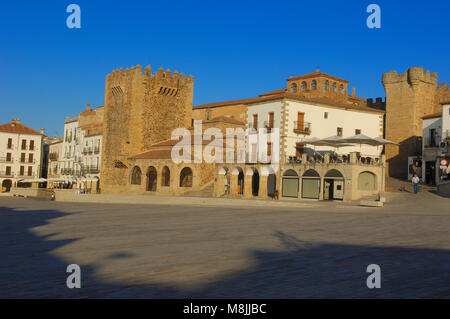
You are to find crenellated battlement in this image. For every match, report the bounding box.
[106,64,193,89]
[437,82,450,104]
[367,97,386,111]
[101,63,195,193]
[382,67,438,87]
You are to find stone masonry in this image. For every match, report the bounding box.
[101,65,194,193]
[383,67,450,179]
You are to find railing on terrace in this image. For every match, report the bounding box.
[0,157,13,163]
[284,153,382,166]
[293,121,312,135]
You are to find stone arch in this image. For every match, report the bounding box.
[131,166,142,185]
[180,167,193,187]
[301,169,321,199]
[146,166,157,191]
[282,169,299,198]
[358,171,376,190]
[251,168,260,196]
[283,169,298,176]
[161,166,170,186]
[325,169,344,178]
[303,169,320,177]
[2,179,12,192]
[233,166,244,195]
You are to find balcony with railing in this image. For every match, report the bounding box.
[62,168,73,175]
[49,153,58,161]
[0,157,13,163]
[81,165,100,174]
[293,121,312,135]
[0,171,14,178]
[263,121,274,132]
[94,147,100,154]
[18,172,36,178]
[247,122,258,133]
[19,158,36,164]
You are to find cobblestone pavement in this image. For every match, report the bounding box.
[0,191,449,298]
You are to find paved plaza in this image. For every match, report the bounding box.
[0,191,449,298]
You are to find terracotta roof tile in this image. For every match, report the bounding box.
[0,121,42,135]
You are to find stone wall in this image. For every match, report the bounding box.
[383,67,441,179]
[100,65,194,193]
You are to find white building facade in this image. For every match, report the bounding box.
[0,119,44,191]
[61,115,82,181]
[422,103,450,185]
[246,98,384,163]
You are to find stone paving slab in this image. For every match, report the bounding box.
[0,192,449,298]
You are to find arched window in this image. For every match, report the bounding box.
[325,169,344,178]
[340,84,345,94]
[332,82,337,92]
[300,81,307,92]
[311,80,317,90]
[161,166,170,186]
[131,166,142,185]
[180,167,193,187]
[303,169,320,177]
[325,80,330,91]
[290,83,297,93]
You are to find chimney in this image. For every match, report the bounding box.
[86,103,91,111]
[11,118,16,126]
[352,88,356,96]
[16,118,20,123]
[40,128,45,135]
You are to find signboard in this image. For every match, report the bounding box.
[440,158,448,167]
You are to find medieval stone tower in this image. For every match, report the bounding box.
[383,66,449,179]
[100,65,194,193]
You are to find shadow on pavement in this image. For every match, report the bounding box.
[0,206,449,298]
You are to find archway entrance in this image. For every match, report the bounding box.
[146,166,157,191]
[301,169,320,199]
[282,169,299,198]
[180,167,193,187]
[267,174,276,197]
[2,179,12,192]
[323,169,344,200]
[252,170,260,196]
[234,167,244,195]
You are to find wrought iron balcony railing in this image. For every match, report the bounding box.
[293,121,312,134]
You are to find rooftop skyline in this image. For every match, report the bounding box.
[1,0,449,136]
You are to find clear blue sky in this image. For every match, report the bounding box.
[1,0,449,137]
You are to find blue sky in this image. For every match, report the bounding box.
[1,0,449,137]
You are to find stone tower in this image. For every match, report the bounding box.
[382,67,440,179]
[100,65,194,193]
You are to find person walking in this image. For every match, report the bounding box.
[412,173,420,194]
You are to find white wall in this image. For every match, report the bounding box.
[0,132,43,183]
[442,104,450,138]
[285,100,382,157]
